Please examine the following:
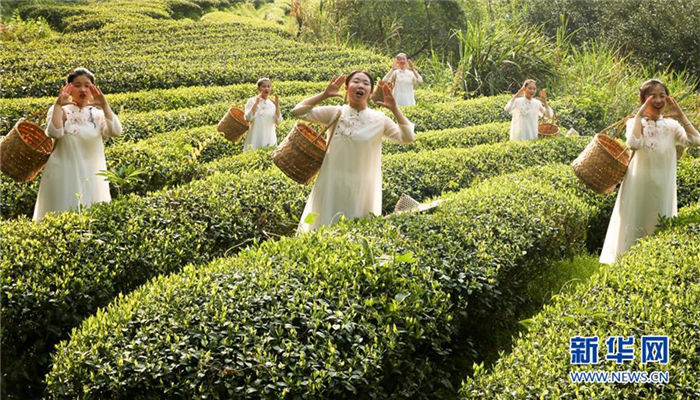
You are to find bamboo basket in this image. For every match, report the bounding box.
[538,116,560,137]
[571,133,632,195]
[272,111,341,185]
[217,107,249,143]
[0,110,53,183]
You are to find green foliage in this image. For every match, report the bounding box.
[1,137,602,397]
[460,201,700,399]
[549,42,700,134]
[44,164,599,398]
[0,14,56,42]
[383,121,510,154]
[520,0,700,79]
[400,94,511,131]
[677,156,700,209]
[1,168,306,399]
[96,165,146,197]
[414,50,457,94]
[0,18,386,97]
[381,137,591,213]
[452,19,558,97]
[295,0,468,62]
[205,0,289,26]
[14,0,243,32]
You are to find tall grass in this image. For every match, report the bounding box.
[451,19,558,97]
[551,41,699,133]
[415,50,455,94]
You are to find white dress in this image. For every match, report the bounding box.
[243,97,281,152]
[599,116,700,264]
[33,105,122,221]
[295,104,415,233]
[504,97,553,141]
[383,69,423,107]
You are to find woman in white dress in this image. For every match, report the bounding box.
[33,68,122,221]
[243,77,282,152]
[293,71,416,233]
[382,53,423,107]
[600,79,700,264]
[504,79,553,141]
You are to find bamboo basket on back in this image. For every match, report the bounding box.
[0,109,54,183]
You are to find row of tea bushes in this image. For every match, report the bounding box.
[1,18,388,97]
[383,122,510,154]
[4,127,697,223]
[15,0,245,33]
[0,81,325,133]
[0,82,454,133]
[401,94,510,131]
[0,124,232,219]
[114,94,510,143]
[0,168,305,398]
[43,164,605,398]
[0,95,518,219]
[460,202,700,399]
[0,137,594,396]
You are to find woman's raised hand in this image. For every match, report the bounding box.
[636,95,655,117]
[664,96,684,119]
[57,84,73,105]
[376,81,396,110]
[89,84,107,108]
[323,75,345,98]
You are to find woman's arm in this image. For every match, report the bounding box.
[377,81,415,144]
[292,75,345,118]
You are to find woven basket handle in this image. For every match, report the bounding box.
[26,108,49,125]
[34,136,52,151]
[599,113,635,138]
[613,147,635,162]
[312,109,342,146]
[24,107,52,150]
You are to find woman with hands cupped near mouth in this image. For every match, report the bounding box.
[503,78,553,141]
[33,67,122,221]
[292,71,416,233]
[382,52,423,107]
[243,77,282,152]
[599,79,700,264]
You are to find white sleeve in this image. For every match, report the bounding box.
[673,119,700,147]
[538,100,553,118]
[244,98,256,122]
[275,109,283,125]
[45,104,65,139]
[382,115,415,144]
[292,104,341,125]
[382,70,396,83]
[413,71,423,85]
[101,110,122,139]
[504,98,516,114]
[625,118,644,150]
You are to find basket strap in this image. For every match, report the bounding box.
[598,113,635,138]
[27,107,50,125]
[312,110,342,145]
[33,136,52,151]
[613,147,634,162]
